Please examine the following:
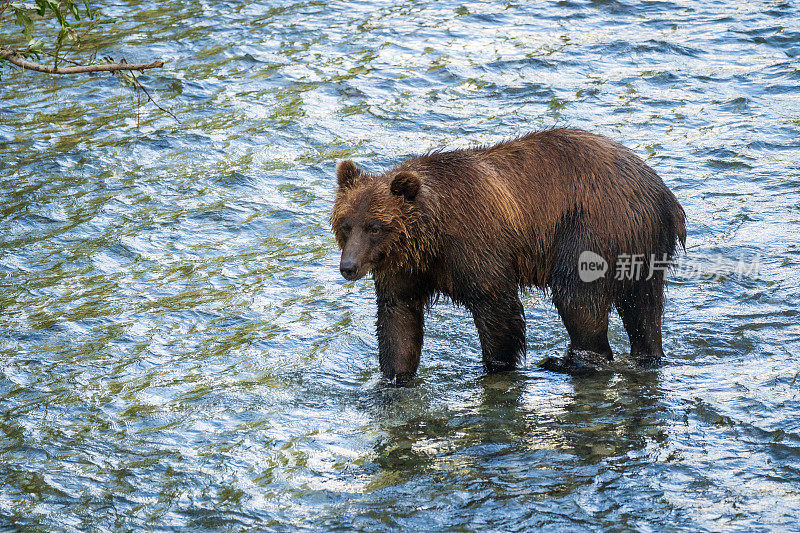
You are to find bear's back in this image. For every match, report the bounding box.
[400,129,684,289]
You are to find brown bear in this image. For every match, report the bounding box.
[331,128,685,384]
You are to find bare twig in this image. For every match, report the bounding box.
[110,57,181,124]
[129,73,181,123]
[1,46,163,74]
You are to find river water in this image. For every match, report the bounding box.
[1,0,799,530]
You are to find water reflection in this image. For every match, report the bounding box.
[356,369,666,526]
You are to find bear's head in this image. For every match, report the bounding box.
[331,160,422,281]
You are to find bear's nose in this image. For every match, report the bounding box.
[340,259,358,280]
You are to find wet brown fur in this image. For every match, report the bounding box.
[331,128,686,383]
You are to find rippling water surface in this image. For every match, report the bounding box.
[2,0,799,530]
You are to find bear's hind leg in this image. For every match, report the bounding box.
[469,290,525,372]
[615,281,665,367]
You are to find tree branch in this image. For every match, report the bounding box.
[0,46,163,74]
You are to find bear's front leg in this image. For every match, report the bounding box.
[375,286,425,385]
[468,289,526,372]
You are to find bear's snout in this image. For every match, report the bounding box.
[340,258,360,280]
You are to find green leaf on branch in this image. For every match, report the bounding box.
[13,7,34,40]
[27,39,44,59]
[56,27,68,47]
[68,1,80,21]
[45,0,66,26]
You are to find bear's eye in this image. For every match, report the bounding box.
[366,223,382,235]
[341,223,352,235]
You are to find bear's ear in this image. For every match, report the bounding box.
[337,160,360,190]
[390,171,421,201]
